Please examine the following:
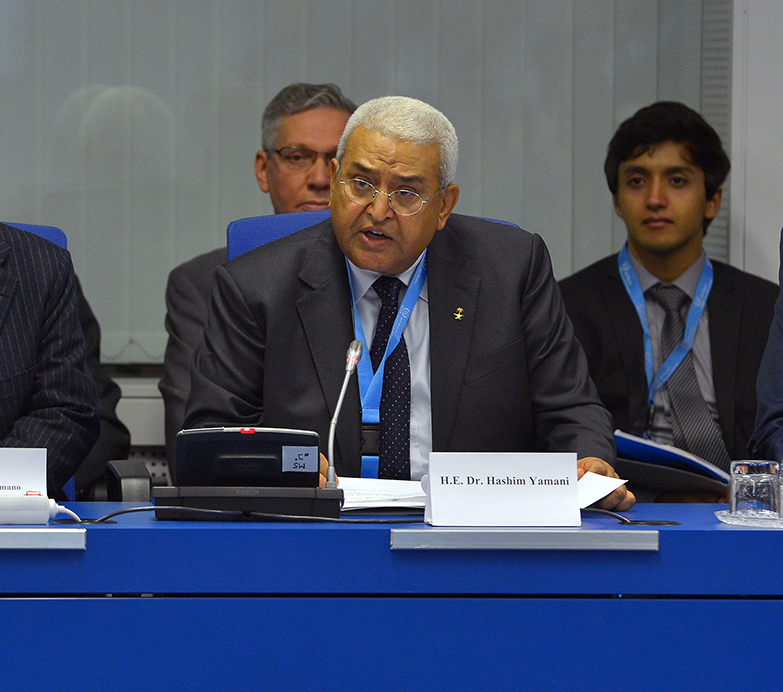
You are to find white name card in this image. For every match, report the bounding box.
[426,452,579,526]
[0,448,48,497]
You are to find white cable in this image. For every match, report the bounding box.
[53,503,82,523]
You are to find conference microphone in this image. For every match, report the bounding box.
[154,344,360,520]
[326,340,363,488]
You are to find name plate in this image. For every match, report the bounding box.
[426,452,579,526]
[0,448,47,497]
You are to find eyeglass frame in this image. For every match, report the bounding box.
[337,176,444,216]
[267,146,337,170]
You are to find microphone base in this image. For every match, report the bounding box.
[152,486,343,521]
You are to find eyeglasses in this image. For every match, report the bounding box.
[339,178,439,216]
[269,146,336,171]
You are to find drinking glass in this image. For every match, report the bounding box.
[729,460,779,518]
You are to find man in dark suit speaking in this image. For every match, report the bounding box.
[0,223,100,498]
[184,95,633,511]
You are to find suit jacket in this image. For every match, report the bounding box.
[158,246,227,465]
[0,224,100,496]
[74,276,131,497]
[750,229,783,461]
[559,253,778,460]
[184,215,614,479]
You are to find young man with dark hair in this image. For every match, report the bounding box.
[603,101,730,212]
[560,101,777,499]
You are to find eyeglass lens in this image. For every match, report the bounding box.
[342,179,425,215]
[275,147,335,170]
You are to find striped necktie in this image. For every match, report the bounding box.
[649,284,731,470]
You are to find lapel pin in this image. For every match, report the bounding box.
[454,307,464,320]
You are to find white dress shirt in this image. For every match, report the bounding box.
[346,254,432,480]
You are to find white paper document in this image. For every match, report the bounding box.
[338,477,426,510]
[335,470,626,518]
[577,471,626,508]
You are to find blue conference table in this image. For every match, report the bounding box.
[0,503,779,691]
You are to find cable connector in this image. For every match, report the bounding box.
[0,496,80,524]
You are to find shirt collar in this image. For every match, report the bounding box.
[346,251,428,302]
[628,250,706,300]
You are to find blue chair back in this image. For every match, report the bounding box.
[5,223,75,501]
[477,216,520,228]
[227,210,330,260]
[226,211,522,261]
[8,223,68,249]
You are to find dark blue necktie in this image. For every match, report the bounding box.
[370,276,411,480]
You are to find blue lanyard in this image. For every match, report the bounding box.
[618,244,712,406]
[347,252,428,424]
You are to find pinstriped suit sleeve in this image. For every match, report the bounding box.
[0,225,101,496]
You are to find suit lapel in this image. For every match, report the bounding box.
[706,265,739,451]
[427,229,481,451]
[296,226,362,474]
[601,258,650,429]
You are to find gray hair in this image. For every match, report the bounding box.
[336,96,458,188]
[261,83,356,150]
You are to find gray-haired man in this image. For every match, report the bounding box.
[159,83,356,464]
[184,96,633,510]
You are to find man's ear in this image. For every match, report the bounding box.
[612,193,624,218]
[436,184,460,230]
[705,186,722,221]
[329,158,342,201]
[255,150,270,193]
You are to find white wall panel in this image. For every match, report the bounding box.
[437,0,484,217]
[730,0,783,283]
[0,0,729,362]
[658,0,703,99]
[572,0,617,267]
